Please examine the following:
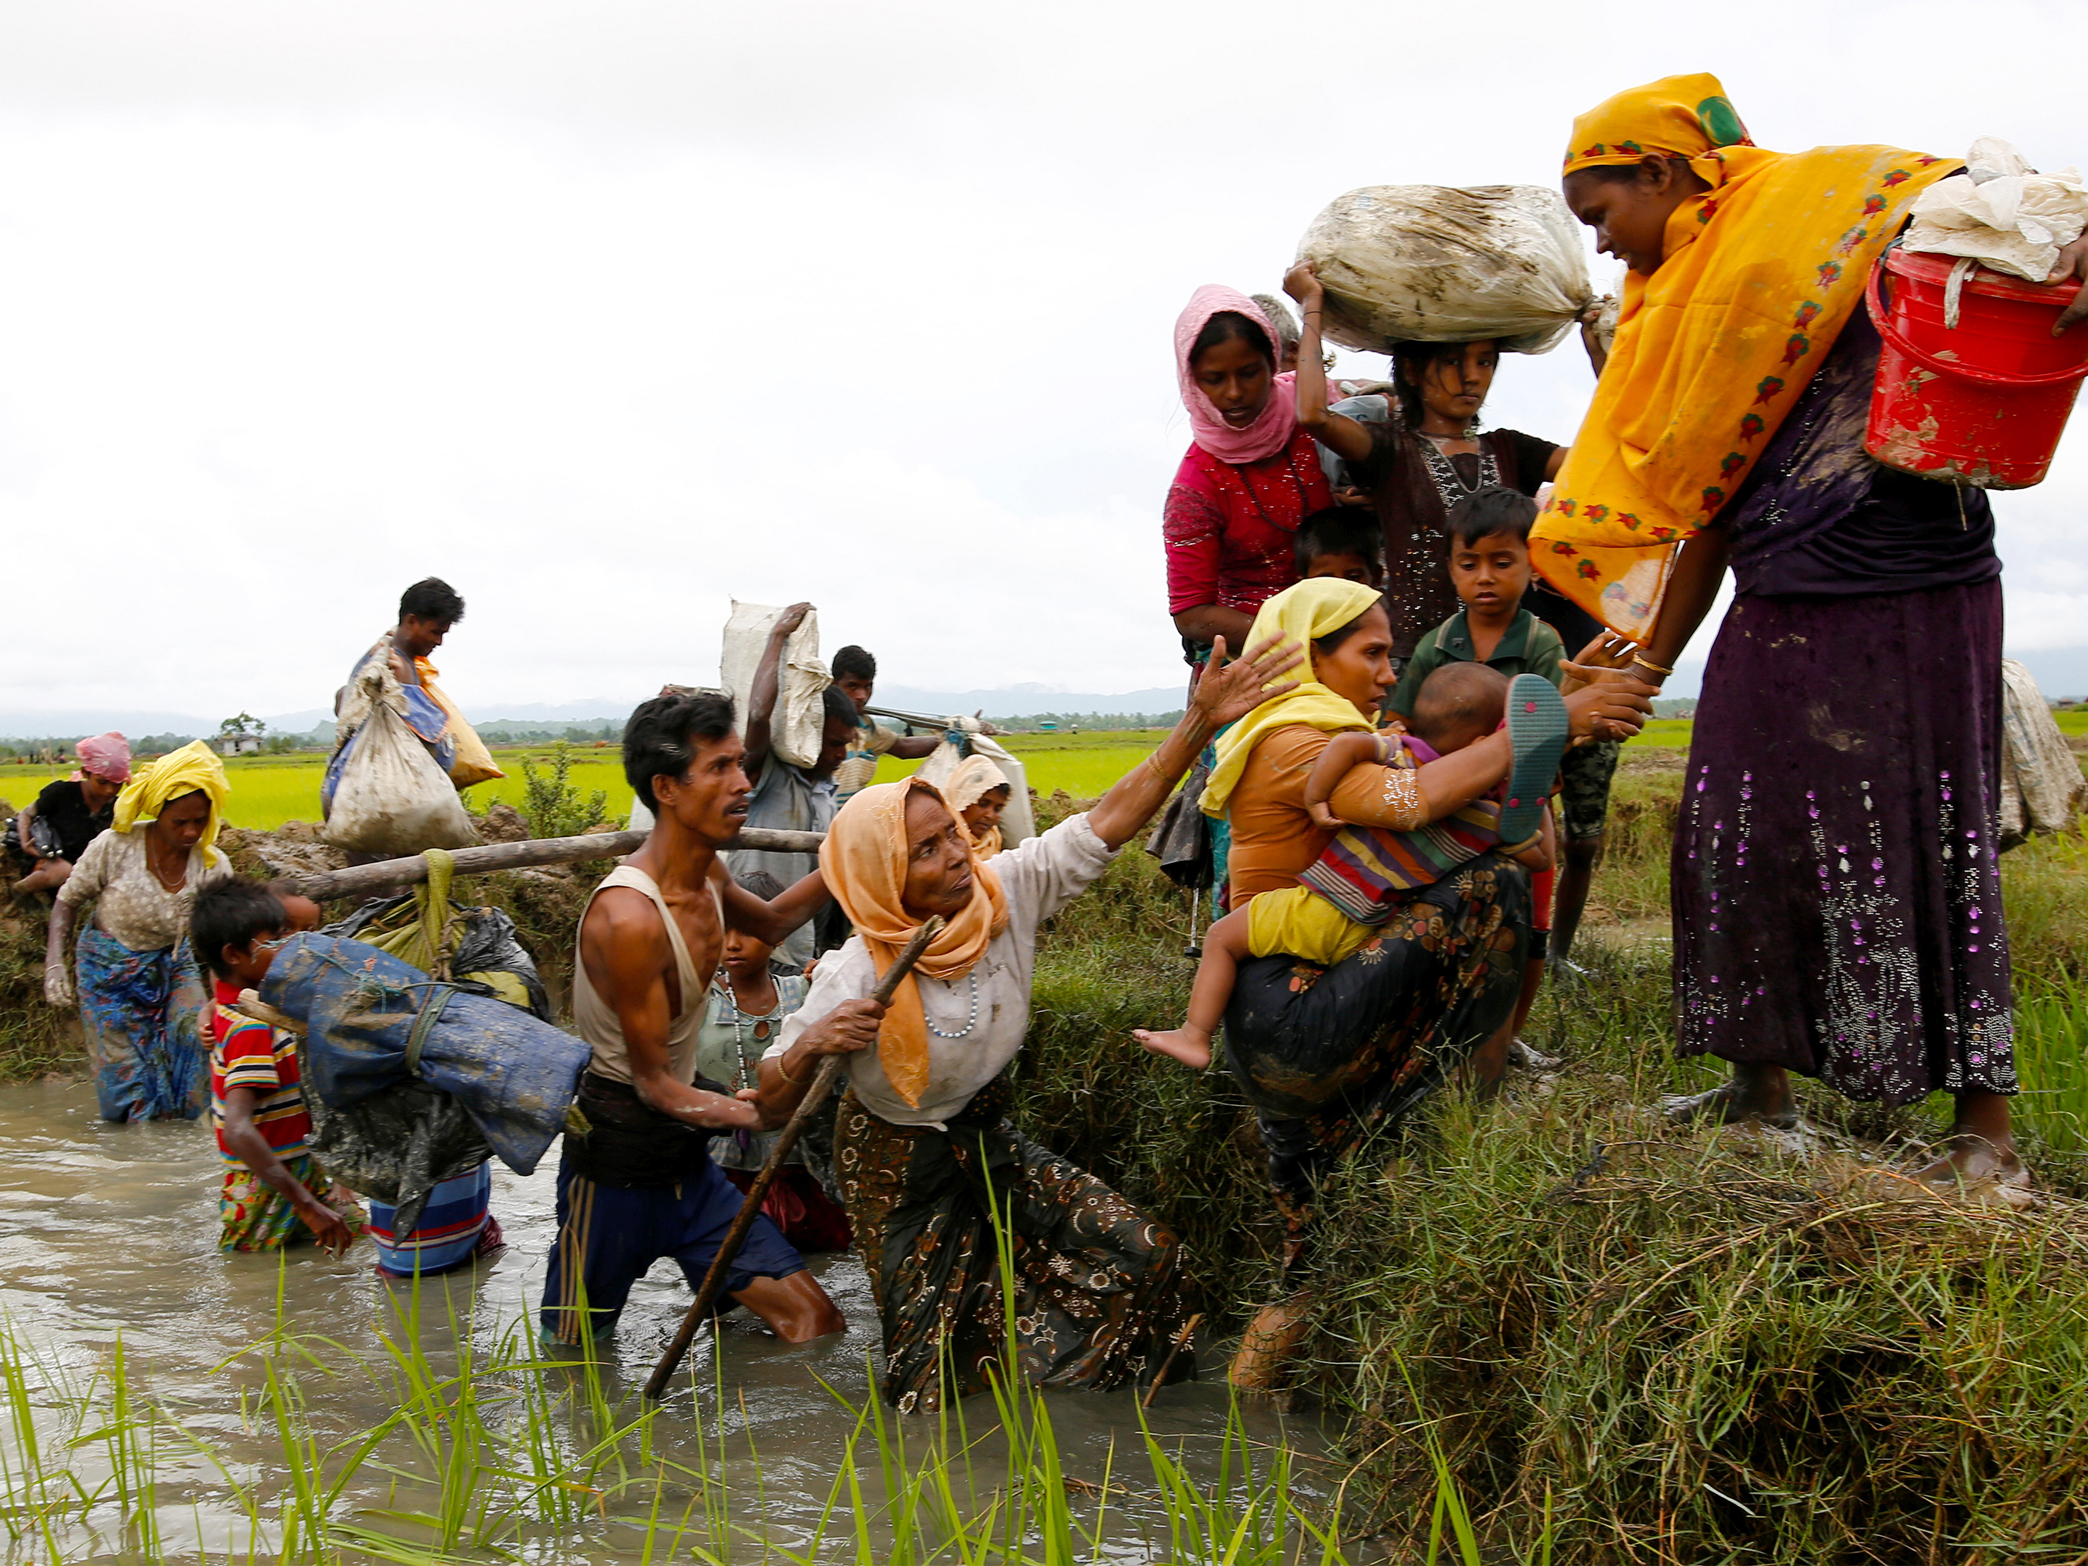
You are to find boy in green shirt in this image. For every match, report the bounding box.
[1388,488,1565,708]
[1389,487,1567,1064]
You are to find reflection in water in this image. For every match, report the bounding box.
[0,1079,1345,1561]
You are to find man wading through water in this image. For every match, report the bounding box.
[541,690,845,1349]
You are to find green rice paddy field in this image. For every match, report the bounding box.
[4,712,2080,830]
[0,730,1187,831]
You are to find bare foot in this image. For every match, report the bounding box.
[1134,1026,1211,1070]
[1662,1064,1797,1130]
[1910,1136,2034,1208]
[1229,1295,1313,1392]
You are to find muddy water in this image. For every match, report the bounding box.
[0,1078,1341,1560]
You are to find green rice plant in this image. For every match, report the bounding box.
[518,741,612,840]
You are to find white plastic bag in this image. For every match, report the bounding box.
[1296,185,1594,354]
[1998,659,2087,849]
[1905,138,2088,284]
[720,601,832,770]
[915,732,1035,848]
[324,669,482,855]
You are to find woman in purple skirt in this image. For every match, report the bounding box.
[1531,73,2088,1199]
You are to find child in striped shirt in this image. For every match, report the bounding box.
[195,879,364,1256]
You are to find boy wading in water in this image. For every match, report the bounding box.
[541,691,845,1350]
[196,880,364,1256]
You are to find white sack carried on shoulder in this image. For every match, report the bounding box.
[915,732,1036,848]
[1297,185,1594,355]
[324,669,482,855]
[720,601,832,770]
[1905,138,2088,284]
[1997,658,2088,849]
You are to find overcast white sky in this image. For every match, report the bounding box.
[3,0,2086,723]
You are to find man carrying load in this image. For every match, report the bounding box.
[541,689,846,1350]
[325,577,502,818]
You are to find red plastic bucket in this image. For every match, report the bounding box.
[1864,247,2088,488]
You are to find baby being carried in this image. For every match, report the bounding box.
[1134,663,1561,1070]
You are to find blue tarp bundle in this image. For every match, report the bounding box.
[260,933,590,1178]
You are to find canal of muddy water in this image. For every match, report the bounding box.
[0,1078,1348,1562]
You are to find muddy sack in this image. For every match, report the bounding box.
[1296,184,1593,355]
[260,934,590,1178]
[324,668,481,857]
[721,600,832,769]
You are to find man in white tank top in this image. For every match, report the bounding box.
[540,691,849,1350]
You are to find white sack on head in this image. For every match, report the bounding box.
[1905,138,2088,284]
[720,601,832,770]
[1297,185,1594,355]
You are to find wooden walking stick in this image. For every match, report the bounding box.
[642,914,945,1401]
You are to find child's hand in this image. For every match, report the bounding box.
[297,1197,357,1259]
[1307,799,1343,830]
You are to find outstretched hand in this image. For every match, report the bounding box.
[1191,634,1307,729]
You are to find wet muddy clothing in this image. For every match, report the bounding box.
[210,982,312,1167]
[26,780,112,864]
[539,1157,804,1346]
[369,1165,501,1278]
[546,862,809,1339]
[76,926,211,1124]
[1673,314,2013,1101]
[1226,860,1528,1270]
[832,1078,1188,1411]
[218,1150,366,1254]
[773,812,1186,1405]
[1345,422,1557,660]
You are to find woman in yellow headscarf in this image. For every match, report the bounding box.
[1542,74,2086,1200]
[752,630,1301,1411]
[1192,578,1648,1388]
[45,740,231,1122]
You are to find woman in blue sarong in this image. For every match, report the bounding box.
[45,741,231,1121]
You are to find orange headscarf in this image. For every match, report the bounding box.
[819,776,1009,1108]
[1534,73,1953,635]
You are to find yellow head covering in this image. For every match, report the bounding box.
[1534,73,1954,636]
[1562,72,1755,179]
[1199,578,1382,819]
[819,777,1009,1109]
[111,739,230,850]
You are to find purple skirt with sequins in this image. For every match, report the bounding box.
[1671,580,2016,1104]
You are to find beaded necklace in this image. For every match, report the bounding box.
[922,971,982,1040]
[1416,426,1499,509]
[712,971,782,1091]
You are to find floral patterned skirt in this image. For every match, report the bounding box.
[832,1077,1189,1412]
[1221,856,1528,1267]
[75,926,210,1123]
[1674,582,2015,1103]
[219,1152,367,1253]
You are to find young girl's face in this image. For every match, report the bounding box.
[961,787,1010,838]
[1409,342,1499,427]
[1192,336,1274,429]
[278,894,323,933]
[722,925,777,984]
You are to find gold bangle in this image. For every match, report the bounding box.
[1141,755,1176,786]
[776,1049,803,1086]
[1631,655,1676,678]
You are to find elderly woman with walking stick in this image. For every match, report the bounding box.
[754,631,1304,1412]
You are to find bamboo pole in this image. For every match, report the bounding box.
[642,915,944,1401]
[289,827,825,903]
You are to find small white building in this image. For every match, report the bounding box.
[216,734,263,757]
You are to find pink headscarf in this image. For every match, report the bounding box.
[1174,285,1298,466]
[75,732,132,785]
